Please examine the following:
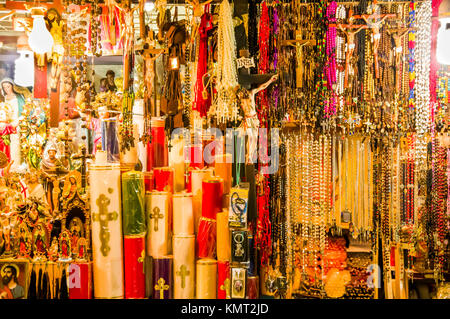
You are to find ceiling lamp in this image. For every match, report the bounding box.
[28,8,54,55]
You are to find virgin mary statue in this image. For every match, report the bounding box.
[0,78,30,171]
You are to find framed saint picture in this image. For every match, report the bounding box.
[0,259,29,299]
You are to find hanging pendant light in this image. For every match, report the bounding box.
[28,14,54,55]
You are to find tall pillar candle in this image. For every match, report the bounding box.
[173,193,194,235]
[89,162,123,299]
[119,123,139,167]
[216,210,231,261]
[173,235,195,299]
[152,256,173,299]
[217,261,230,299]
[196,259,217,299]
[202,177,223,219]
[122,170,146,299]
[123,236,146,299]
[144,171,154,192]
[215,154,232,194]
[189,168,214,232]
[146,191,170,257]
[169,134,186,192]
[153,167,174,192]
[187,144,204,169]
[189,167,214,195]
[147,117,168,170]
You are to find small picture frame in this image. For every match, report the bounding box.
[230,267,247,299]
[0,259,29,299]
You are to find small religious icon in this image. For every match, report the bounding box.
[59,230,72,261]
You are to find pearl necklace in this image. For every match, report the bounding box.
[214,0,239,124]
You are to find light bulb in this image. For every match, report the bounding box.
[144,1,155,12]
[437,18,450,65]
[14,50,34,87]
[28,15,54,55]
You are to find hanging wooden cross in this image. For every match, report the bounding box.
[72,144,94,190]
[334,11,368,89]
[186,0,213,43]
[357,7,396,79]
[281,30,316,88]
[387,27,411,94]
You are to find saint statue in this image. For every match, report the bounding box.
[0,78,29,171]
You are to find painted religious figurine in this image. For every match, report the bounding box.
[45,8,64,90]
[236,74,277,163]
[41,144,67,214]
[0,78,28,171]
[59,230,72,261]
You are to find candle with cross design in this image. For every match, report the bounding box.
[89,162,124,299]
[152,257,173,299]
[121,170,146,299]
[146,191,171,258]
[173,193,194,235]
[196,259,217,299]
[218,261,230,299]
[173,235,195,299]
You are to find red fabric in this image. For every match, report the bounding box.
[246,276,259,299]
[123,236,146,299]
[193,11,213,117]
[197,218,216,259]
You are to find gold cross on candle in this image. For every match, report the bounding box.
[220,278,230,298]
[93,191,118,257]
[154,278,169,299]
[149,207,164,232]
[176,265,190,289]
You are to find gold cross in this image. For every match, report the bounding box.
[149,207,164,232]
[138,250,145,273]
[176,265,190,289]
[220,278,230,298]
[154,278,169,299]
[93,191,118,257]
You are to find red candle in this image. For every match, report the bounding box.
[153,167,174,192]
[187,144,204,169]
[124,236,146,299]
[217,261,230,299]
[147,117,168,170]
[144,171,154,192]
[202,177,223,219]
[197,217,216,259]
